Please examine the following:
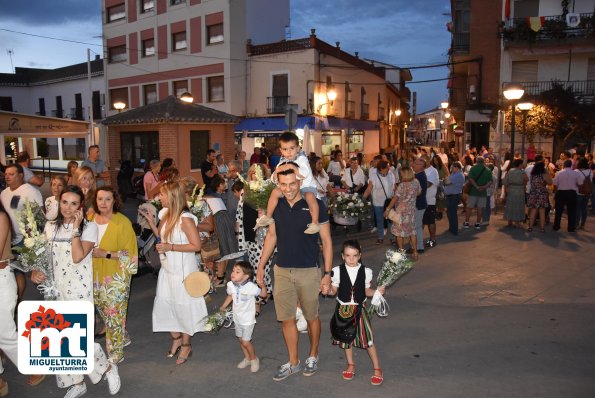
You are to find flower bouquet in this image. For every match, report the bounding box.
[12,200,57,300]
[329,192,371,224]
[147,198,163,213]
[202,308,234,335]
[187,184,207,223]
[237,166,275,211]
[367,249,414,318]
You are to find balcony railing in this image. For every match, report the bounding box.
[452,32,470,53]
[503,80,595,103]
[347,100,355,118]
[500,13,594,43]
[51,109,64,118]
[378,106,385,121]
[360,103,369,120]
[266,96,289,114]
[70,107,85,120]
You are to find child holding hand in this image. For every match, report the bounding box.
[255,132,320,234]
[327,240,385,386]
[220,261,267,372]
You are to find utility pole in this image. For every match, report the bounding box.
[7,49,15,73]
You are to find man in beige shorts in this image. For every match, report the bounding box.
[257,167,333,381]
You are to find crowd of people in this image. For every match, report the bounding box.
[0,137,593,397]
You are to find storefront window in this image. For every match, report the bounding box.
[62,138,86,160]
[321,131,341,163]
[347,131,364,158]
[121,132,159,169]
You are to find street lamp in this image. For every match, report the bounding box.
[440,101,449,110]
[517,101,534,162]
[113,100,126,113]
[503,83,525,158]
[180,92,194,103]
[316,87,337,113]
[395,109,402,147]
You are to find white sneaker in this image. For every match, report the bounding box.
[250,357,260,373]
[104,364,121,395]
[370,227,377,233]
[237,358,251,369]
[64,383,87,398]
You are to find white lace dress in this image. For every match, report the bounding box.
[152,209,207,335]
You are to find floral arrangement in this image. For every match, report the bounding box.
[187,184,207,222]
[329,192,371,219]
[202,308,234,334]
[368,249,414,318]
[12,200,57,300]
[148,198,163,213]
[237,166,275,210]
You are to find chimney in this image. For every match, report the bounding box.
[336,42,340,49]
[310,29,316,47]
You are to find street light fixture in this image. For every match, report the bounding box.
[395,109,402,147]
[316,87,338,113]
[180,92,194,103]
[440,101,449,109]
[503,83,525,158]
[517,101,534,162]
[113,100,126,112]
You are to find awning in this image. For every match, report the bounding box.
[317,117,378,131]
[235,116,315,131]
[464,110,491,123]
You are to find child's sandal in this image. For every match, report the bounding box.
[304,223,320,234]
[371,368,383,386]
[342,364,355,380]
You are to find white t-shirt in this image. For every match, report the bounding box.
[313,171,330,195]
[95,222,109,245]
[331,263,373,305]
[226,280,261,326]
[438,153,449,166]
[370,171,395,207]
[280,153,315,190]
[1,183,44,244]
[424,166,440,206]
[341,167,366,189]
[327,160,344,176]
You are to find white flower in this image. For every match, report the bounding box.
[358,202,364,207]
[391,251,403,263]
[204,324,213,332]
[348,202,354,207]
[187,201,193,208]
[24,237,35,249]
[249,181,260,191]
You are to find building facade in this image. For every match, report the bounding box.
[238,30,410,162]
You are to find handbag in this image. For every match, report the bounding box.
[330,303,362,344]
[200,234,221,262]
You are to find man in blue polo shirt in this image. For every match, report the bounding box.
[257,166,333,382]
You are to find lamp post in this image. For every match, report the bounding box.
[113,100,126,113]
[440,101,449,110]
[517,102,534,162]
[503,83,525,158]
[395,109,402,148]
[180,91,194,103]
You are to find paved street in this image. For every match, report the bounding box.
[6,203,595,398]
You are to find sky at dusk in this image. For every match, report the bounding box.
[0,0,451,113]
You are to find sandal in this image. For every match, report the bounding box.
[371,368,383,386]
[176,344,192,365]
[166,334,182,358]
[342,363,356,381]
[27,374,46,387]
[540,228,545,233]
[255,296,268,306]
[411,252,419,261]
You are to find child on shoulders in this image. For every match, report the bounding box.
[255,132,320,234]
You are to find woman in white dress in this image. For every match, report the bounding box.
[32,185,120,398]
[150,180,206,365]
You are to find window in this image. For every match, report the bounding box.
[511,60,537,82]
[173,31,187,51]
[141,0,154,13]
[207,76,224,102]
[62,138,86,160]
[108,45,127,63]
[144,84,157,104]
[38,98,45,116]
[107,3,126,23]
[36,138,59,158]
[121,132,159,169]
[190,131,210,169]
[0,97,13,112]
[513,0,539,18]
[55,96,63,118]
[171,0,185,5]
[268,73,288,113]
[92,91,102,119]
[110,87,129,109]
[142,38,155,57]
[207,23,224,44]
[74,93,83,120]
[173,80,189,98]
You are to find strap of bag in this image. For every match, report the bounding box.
[471,166,487,188]
[377,173,389,199]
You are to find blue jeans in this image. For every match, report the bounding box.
[415,208,426,251]
[373,206,391,240]
[446,194,461,234]
[483,195,492,223]
[577,195,588,226]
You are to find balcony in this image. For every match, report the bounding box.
[346,100,355,118]
[266,96,289,114]
[360,103,369,120]
[500,13,594,45]
[452,32,470,54]
[51,109,64,118]
[70,107,85,121]
[378,106,385,121]
[503,80,595,103]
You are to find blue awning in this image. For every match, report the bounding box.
[235,116,379,132]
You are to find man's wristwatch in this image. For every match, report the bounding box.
[324,270,331,276]
[106,252,111,259]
